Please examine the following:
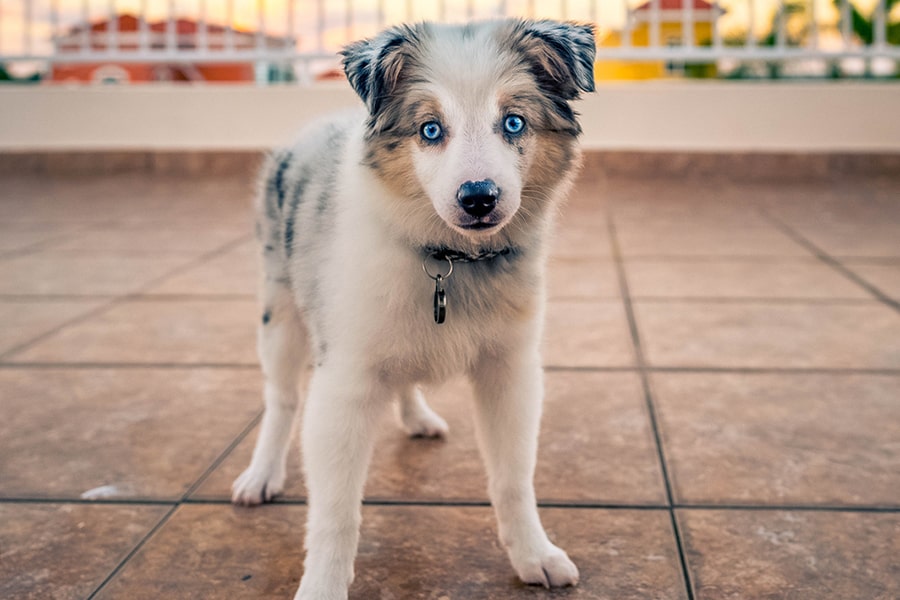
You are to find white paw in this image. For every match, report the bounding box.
[402,408,449,438]
[399,393,449,438]
[293,580,348,600]
[231,463,285,506]
[511,544,579,589]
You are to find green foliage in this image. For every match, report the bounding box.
[0,64,41,83]
[684,62,718,78]
[832,0,900,45]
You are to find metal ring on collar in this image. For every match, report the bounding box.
[422,255,453,281]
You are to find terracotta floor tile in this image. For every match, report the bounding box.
[97,504,687,600]
[145,241,258,296]
[193,372,667,504]
[352,506,687,600]
[625,259,869,300]
[41,228,246,257]
[548,257,620,299]
[652,373,900,505]
[0,254,192,295]
[635,302,900,369]
[0,230,68,253]
[3,171,898,600]
[614,210,774,230]
[95,504,304,599]
[9,299,258,364]
[679,510,900,600]
[845,262,900,300]
[0,300,103,355]
[0,503,168,600]
[551,220,612,258]
[543,301,636,367]
[614,223,811,258]
[0,175,253,225]
[772,216,900,259]
[0,368,260,499]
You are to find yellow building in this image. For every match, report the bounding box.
[596,0,725,80]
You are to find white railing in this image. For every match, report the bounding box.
[0,0,897,82]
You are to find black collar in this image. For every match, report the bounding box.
[423,245,518,264]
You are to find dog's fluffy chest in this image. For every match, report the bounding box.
[320,253,542,384]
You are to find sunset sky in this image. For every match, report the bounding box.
[0,0,889,57]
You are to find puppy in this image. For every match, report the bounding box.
[232,19,596,600]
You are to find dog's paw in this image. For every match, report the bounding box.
[401,405,449,439]
[293,580,348,600]
[512,544,579,589]
[399,389,449,439]
[231,464,285,506]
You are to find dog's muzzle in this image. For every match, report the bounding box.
[457,179,499,218]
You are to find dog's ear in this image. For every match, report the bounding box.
[513,20,596,100]
[341,25,420,116]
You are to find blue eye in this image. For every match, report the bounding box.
[503,115,525,135]
[420,121,443,141]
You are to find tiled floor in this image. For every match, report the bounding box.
[1,171,898,600]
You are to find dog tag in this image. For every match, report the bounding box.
[433,274,447,324]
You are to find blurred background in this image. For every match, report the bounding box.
[0,0,897,156]
[0,0,898,83]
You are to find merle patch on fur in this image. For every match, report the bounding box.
[274,151,293,209]
[283,167,311,258]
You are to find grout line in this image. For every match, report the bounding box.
[0,362,259,369]
[0,293,256,302]
[0,231,78,260]
[673,503,900,513]
[544,365,900,375]
[549,295,622,302]
[85,504,180,600]
[629,296,878,305]
[2,363,897,376]
[0,294,120,301]
[759,210,900,314]
[643,366,900,375]
[84,408,264,599]
[544,365,638,372]
[606,211,696,600]
[0,497,179,505]
[129,293,256,301]
[179,410,265,501]
[0,234,253,362]
[617,254,851,263]
[4,495,899,513]
[837,257,900,265]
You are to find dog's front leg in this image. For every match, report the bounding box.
[296,367,387,600]
[470,351,579,588]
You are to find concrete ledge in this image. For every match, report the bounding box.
[2,82,899,153]
[1,150,898,180]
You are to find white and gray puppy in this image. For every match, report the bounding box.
[232,18,596,600]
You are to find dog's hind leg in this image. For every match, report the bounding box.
[397,385,449,438]
[232,280,308,506]
[470,351,579,588]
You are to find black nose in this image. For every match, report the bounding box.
[457,179,500,218]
